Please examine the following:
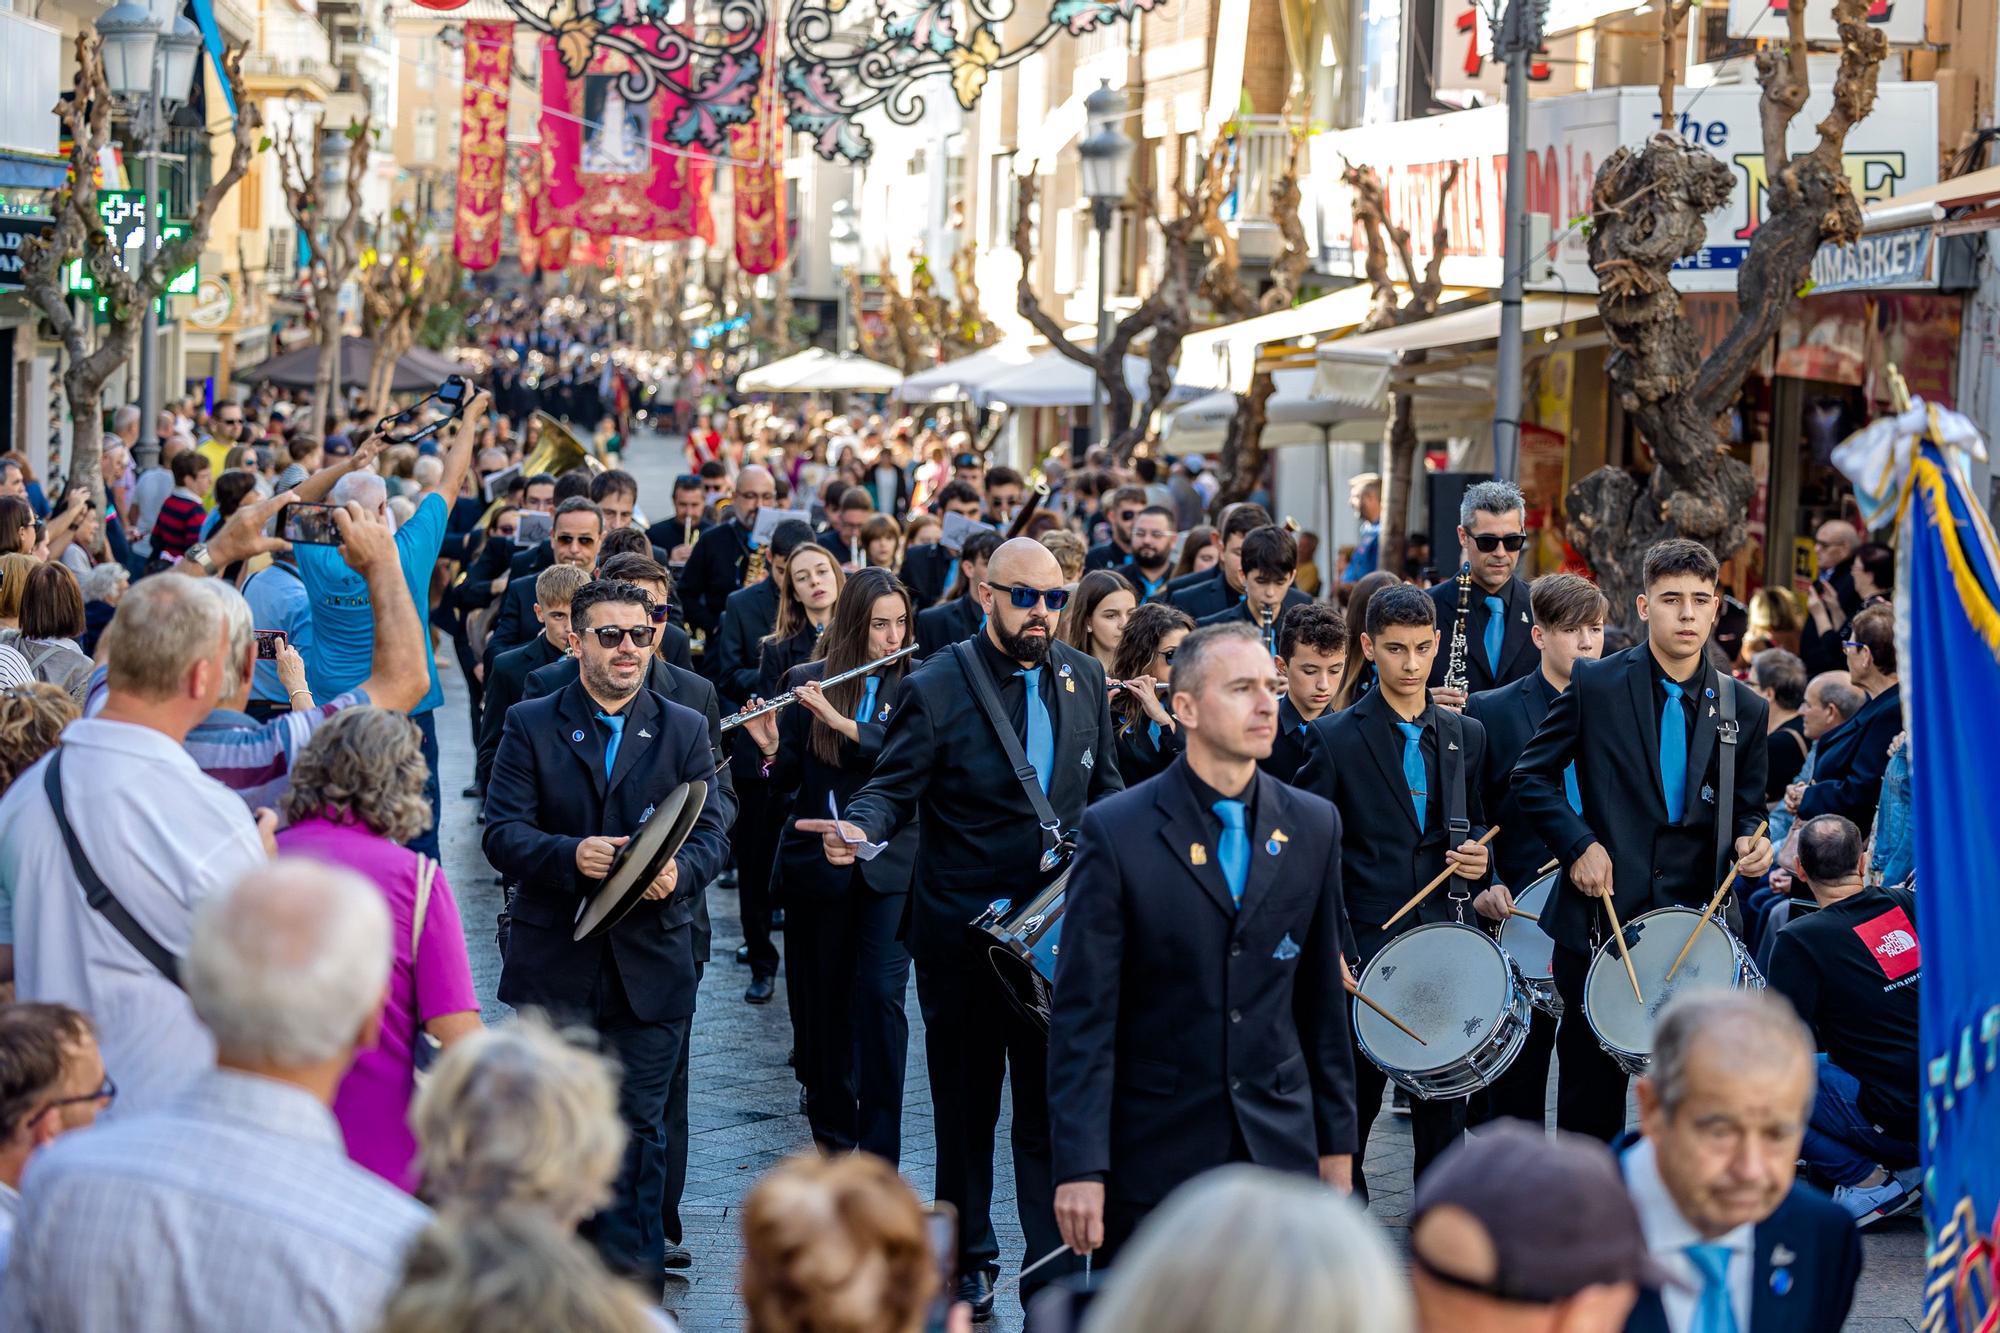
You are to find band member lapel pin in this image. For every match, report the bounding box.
[1190,843,1208,866]
[1059,662,1075,692]
[1266,828,1287,857]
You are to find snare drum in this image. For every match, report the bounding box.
[1354,922,1533,1101]
[973,868,1072,1031]
[1498,870,1561,1016]
[1583,906,1763,1077]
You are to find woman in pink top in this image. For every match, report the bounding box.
[278,707,482,1190]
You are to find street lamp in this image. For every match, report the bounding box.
[97,4,203,461]
[828,197,860,355]
[1079,81,1132,449]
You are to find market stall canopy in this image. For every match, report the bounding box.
[738,348,906,394]
[236,336,444,393]
[1311,294,1599,416]
[1161,368,1490,455]
[894,340,1039,403]
[1177,285,1481,396]
[976,349,1158,409]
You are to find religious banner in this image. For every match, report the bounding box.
[730,34,785,275]
[454,20,514,270]
[538,36,718,243]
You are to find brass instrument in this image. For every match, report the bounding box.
[521,412,606,479]
[720,646,919,732]
[742,541,767,589]
[1443,561,1473,695]
[1004,479,1052,539]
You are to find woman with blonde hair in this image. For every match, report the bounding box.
[1743,586,1805,659]
[1039,529,1086,584]
[0,680,77,794]
[0,552,39,633]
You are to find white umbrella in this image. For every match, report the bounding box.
[738,348,904,394]
[976,349,1159,409]
[895,340,1039,403]
[1159,369,1367,456]
[737,348,832,393]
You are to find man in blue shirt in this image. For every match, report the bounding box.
[293,391,487,858]
[239,558,316,721]
[1342,472,1382,584]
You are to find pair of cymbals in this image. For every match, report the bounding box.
[573,780,709,940]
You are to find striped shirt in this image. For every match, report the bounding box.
[150,490,208,560]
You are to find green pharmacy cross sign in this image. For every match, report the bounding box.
[64,191,198,318]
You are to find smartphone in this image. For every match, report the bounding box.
[924,1204,957,1333]
[253,629,286,660]
[515,510,554,547]
[279,501,343,546]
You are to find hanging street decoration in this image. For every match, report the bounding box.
[729,23,786,275]
[454,20,515,269]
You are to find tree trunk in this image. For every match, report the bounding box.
[1379,354,1424,577]
[312,290,342,439]
[1211,370,1276,515]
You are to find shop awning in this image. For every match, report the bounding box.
[738,348,904,394]
[977,349,1157,409]
[1860,163,2000,236]
[0,149,67,192]
[1163,368,1490,455]
[894,340,1039,404]
[1312,294,1598,413]
[1178,285,1483,396]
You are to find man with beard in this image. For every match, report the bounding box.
[797,538,1124,1319]
[679,465,778,637]
[1116,505,1178,602]
[484,578,731,1289]
[1428,480,1540,707]
[1084,485,1149,573]
[482,497,605,670]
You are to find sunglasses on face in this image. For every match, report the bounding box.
[1471,533,1528,553]
[987,581,1070,611]
[44,1075,116,1113]
[589,625,658,649]
[1116,509,1139,522]
[648,603,671,624]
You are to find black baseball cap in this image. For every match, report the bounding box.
[1410,1121,1672,1304]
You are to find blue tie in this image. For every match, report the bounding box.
[1483,595,1506,675]
[595,711,626,781]
[855,675,880,723]
[1396,720,1427,833]
[1685,1244,1739,1333]
[1019,667,1054,793]
[1563,761,1582,815]
[944,557,959,595]
[1213,799,1249,906]
[1147,720,1163,751]
[1660,680,1688,823]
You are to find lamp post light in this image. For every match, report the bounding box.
[96,3,202,455]
[1078,81,1133,450]
[828,197,860,355]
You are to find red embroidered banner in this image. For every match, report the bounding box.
[452,20,512,270]
[729,39,785,275]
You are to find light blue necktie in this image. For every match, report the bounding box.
[1483,595,1506,675]
[1685,1244,1739,1333]
[1019,667,1054,793]
[1213,799,1249,906]
[1563,761,1582,815]
[854,675,880,723]
[943,557,959,594]
[595,711,626,781]
[1396,720,1427,833]
[1660,680,1688,823]
[1147,720,1163,751]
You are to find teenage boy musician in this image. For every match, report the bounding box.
[1262,603,1346,786]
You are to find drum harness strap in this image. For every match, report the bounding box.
[955,641,1074,875]
[1438,707,1473,923]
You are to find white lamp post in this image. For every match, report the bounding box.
[1078,82,1133,450]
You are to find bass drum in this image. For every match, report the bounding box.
[1499,869,1561,1016]
[973,867,1073,1032]
[1584,905,1763,1077]
[1353,922,1532,1101]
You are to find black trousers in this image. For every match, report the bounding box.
[577,960,690,1285]
[789,883,912,1163]
[1350,919,1467,1202]
[731,776,781,976]
[1553,943,1630,1142]
[661,959,703,1247]
[915,934,1072,1305]
[1470,1006,1557,1128]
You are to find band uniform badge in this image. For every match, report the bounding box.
[1190,843,1208,866]
[1080,748,1093,770]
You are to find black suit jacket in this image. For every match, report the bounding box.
[899,543,955,609]
[507,539,555,580]
[1466,669,1563,892]
[483,576,545,670]
[1194,590,1312,644]
[1161,566,1221,606]
[452,535,518,611]
[1293,689,1491,929]
[646,515,711,556]
[915,593,981,660]
[1426,574,1540,693]
[679,520,754,635]
[1259,693,1317,786]
[1049,760,1357,1204]
[477,633,566,791]
[1796,682,1900,828]
[709,578,781,704]
[770,660,917,897]
[1084,539,1134,573]
[1112,715,1181,786]
[1514,644,1770,954]
[1174,574,1302,625]
[484,682,730,1023]
[842,634,1125,961]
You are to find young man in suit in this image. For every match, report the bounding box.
[1464,572,1605,1127]
[646,473,712,566]
[1169,505,1277,621]
[1049,623,1358,1267]
[899,481,985,608]
[1620,991,1862,1333]
[1293,583,1493,1197]
[1428,479,1541,707]
[477,563,590,796]
[482,578,732,1289]
[797,538,1124,1318]
[914,529,1000,659]
[1195,525,1311,655]
[1514,539,1775,1143]
[1083,484,1149,572]
[1261,602,1345,786]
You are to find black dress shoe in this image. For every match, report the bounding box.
[662,1244,693,1271]
[957,1271,995,1322]
[461,783,483,799]
[745,975,776,1005]
[735,944,751,966]
[718,868,739,888]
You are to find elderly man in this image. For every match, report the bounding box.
[1794,605,1901,831]
[1620,991,1862,1333]
[0,1004,111,1270]
[1,862,430,1331]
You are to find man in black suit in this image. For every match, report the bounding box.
[1170,504,1278,621]
[478,562,590,796]
[679,464,776,636]
[1156,501,1259,606]
[1464,572,1606,1127]
[1049,624,1357,1266]
[797,537,1124,1317]
[483,497,604,671]
[1294,583,1493,1196]
[1261,602,1346,785]
[483,578,731,1287]
[1090,504,1176,601]
[1514,539,1774,1142]
[814,484,877,568]
[899,481,985,608]
[1194,525,1311,656]
[1619,991,1862,1333]
[1083,484,1148,573]
[1428,479,1541,706]
[646,473,712,566]
[1792,603,1899,831]
[709,519,818,706]
[914,529,1000,659]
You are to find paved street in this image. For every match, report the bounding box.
[436,428,1923,1331]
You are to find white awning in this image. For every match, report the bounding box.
[893,340,1039,404]
[738,348,904,394]
[1161,369,1488,456]
[977,349,1158,409]
[1177,285,1481,395]
[1312,294,1598,412]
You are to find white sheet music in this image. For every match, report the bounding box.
[827,793,888,862]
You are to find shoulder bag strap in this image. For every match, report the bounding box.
[953,641,1064,857]
[42,751,184,988]
[1715,668,1739,898]
[412,854,436,955]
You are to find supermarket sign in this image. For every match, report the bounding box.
[1308,82,1938,294]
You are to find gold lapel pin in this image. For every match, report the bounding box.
[1190,843,1208,866]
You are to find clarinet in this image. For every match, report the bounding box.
[1443,562,1473,696]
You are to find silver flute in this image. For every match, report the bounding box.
[719,645,921,732]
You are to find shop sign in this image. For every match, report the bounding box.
[0,214,53,291]
[1307,82,1938,294]
[1727,0,1925,46]
[186,275,236,331]
[1809,226,1934,294]
[63,191,198,307]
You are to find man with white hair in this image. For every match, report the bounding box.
[1,860,431,1331]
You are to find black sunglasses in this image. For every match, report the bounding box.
[1471,533,1528,553]
[648,603,671,624]
[1116,509,1139,522]
[589,625,658,649]
[986,581,1070,611]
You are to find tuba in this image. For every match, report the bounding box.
[521,412,606,479]
[1443,562,1473,695]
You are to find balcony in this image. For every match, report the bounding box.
[265,226,300,278]
[1222,114,1294,265]
[242,51,341,97]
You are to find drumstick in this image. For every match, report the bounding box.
[1383,826,1501,928]
[1346,979,1428,1046]
[1506,906,1540,923]
[1538,857,1560,875]
[1602,892,1643,1005]
[1663,818,1769,984]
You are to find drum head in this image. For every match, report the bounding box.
[1585,907,1738,1055]
[573,781,707,941]
[1356,924,1514,1072]
[1498,869,1559,982]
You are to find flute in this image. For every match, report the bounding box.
[720,645,920,732]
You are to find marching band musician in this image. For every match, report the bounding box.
[1513,540,1774,1143]
[483,578,732,1289]
[1107,603,1194,785]
[1167,506,1294,622]
[795,537,1123,1320]
[1262,603,1346,786]
[746,569,918,1165]
[1463,572,1606,1128]
[916,529,1003,659]
[898,481,986,608]
[710,520,820,707]
[1293,583,1492,1197]
[678,465,778,637]
[1049,623,1358,1269]
[1195,526,1308,659]
[1428,480,1541,707]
